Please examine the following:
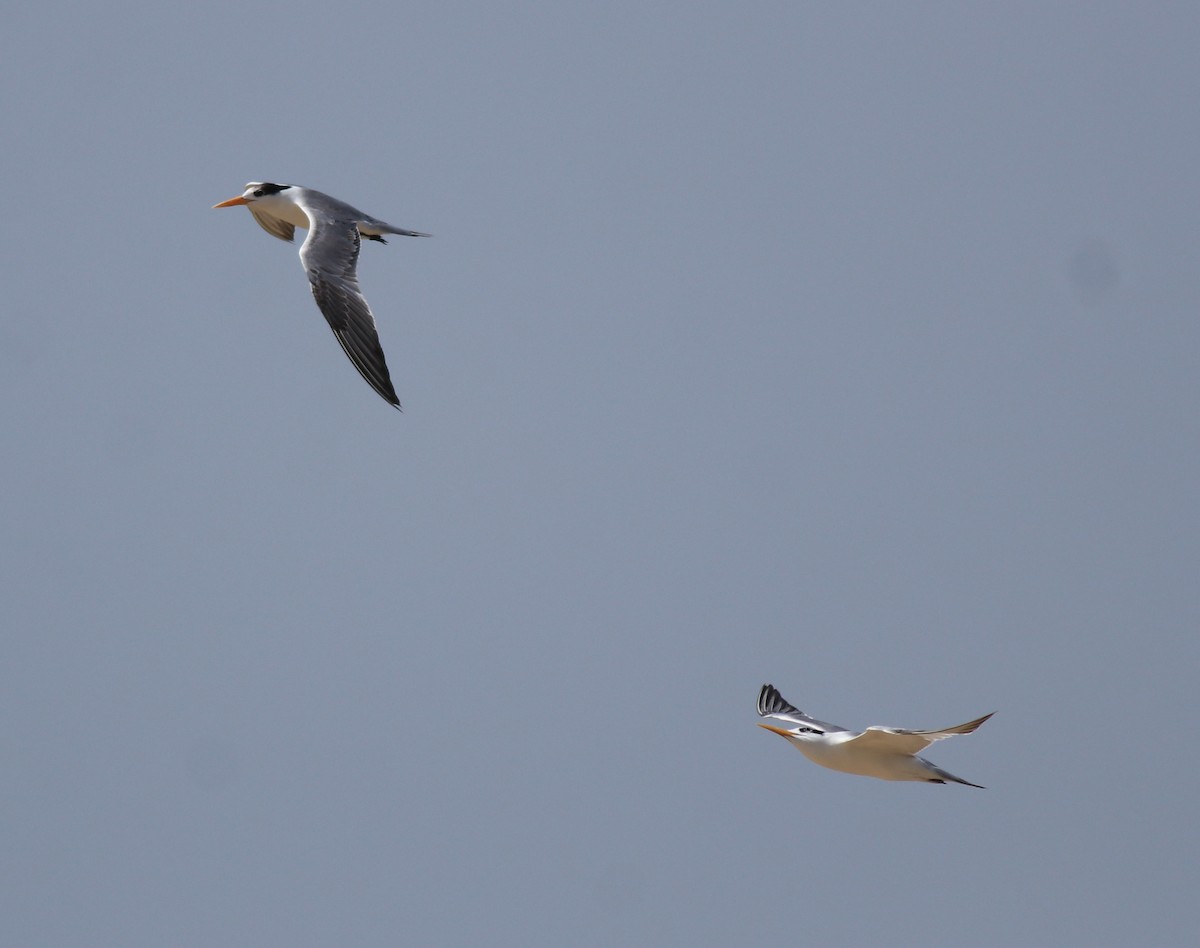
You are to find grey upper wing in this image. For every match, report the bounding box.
[250,206,296,242]
[299,219,400,408]
[757,684,847,733]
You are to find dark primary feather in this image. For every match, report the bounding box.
[756,684,847,733]
[758,684,805,718]
[301,221,401,408]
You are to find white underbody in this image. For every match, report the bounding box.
[794,737,941,782]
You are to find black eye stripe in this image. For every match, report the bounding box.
[254,182,291,196]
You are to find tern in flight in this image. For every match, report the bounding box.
[213,182,429,408]
[757,683,993,787]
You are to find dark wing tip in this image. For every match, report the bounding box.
[310,278,402,409]
[959,712,997,734]
[329,327,401,407]
[758,683,804,718]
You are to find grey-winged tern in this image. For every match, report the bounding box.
[213,182,429,408]
[757,683,993,787]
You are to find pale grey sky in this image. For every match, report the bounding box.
[2,2,1197,945]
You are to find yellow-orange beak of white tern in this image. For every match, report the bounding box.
[757,723,794,737]
[212,195,249,208]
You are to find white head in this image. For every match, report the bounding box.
[212,182,294,209]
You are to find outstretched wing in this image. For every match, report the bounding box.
[299,218,400,408]
[757,684,847,733]
[844,712,995,755]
